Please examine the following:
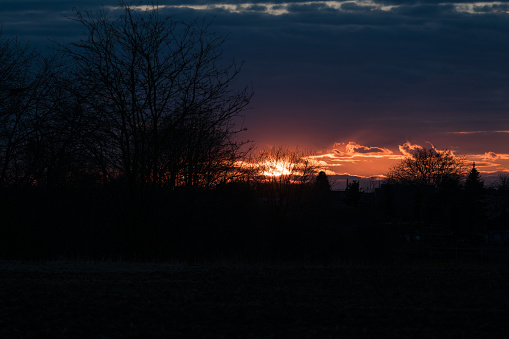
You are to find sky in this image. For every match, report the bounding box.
[1,0,509,187]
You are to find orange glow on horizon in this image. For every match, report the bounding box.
[260,160,296,177]
[307,141,509,183]
[239,141,509,186]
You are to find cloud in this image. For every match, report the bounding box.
[474,3,509,13]
[398,141,424,157]
[344,142,393,156]
[390,3,457,17]
[449,131,509,135]
[474,152,509,161]
[304,141,402,177]
[331,142,394,157]
[340,2,377,12]
[483,151,499,160]
[474,161,500,168]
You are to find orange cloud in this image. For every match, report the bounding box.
[483,151,499,160]
[461,152,509,177]
[474,162,501,168]
[334,141,393,157]
[398,141,424,157]
[309,141,403,177]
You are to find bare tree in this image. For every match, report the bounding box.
[61,2,252,194]
[252,146,317,216]
[0,33,41,186]
[26,56,98,187]
[494,173,509,192]
[386,148,466,189]
[0,39,93,188]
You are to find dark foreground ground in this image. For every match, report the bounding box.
[1,260,508,338]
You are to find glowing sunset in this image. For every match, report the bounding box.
[2,1,509,184]
[309,140,509,186]
[261,160,295,177]
[2,3,509,337]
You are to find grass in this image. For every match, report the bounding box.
[1,258,508,338]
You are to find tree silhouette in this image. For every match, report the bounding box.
[0,34,37,186]
[387,148,465,190]
[464,162,485,232]
[314,171,331,192]
[311,171,332,209]
[62,2,252,194]
[465,162,483,194]
[495,174,509,192]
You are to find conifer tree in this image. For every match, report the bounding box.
[464,162,485,232]
[465,162,484,194]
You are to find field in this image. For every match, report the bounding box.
[1,260,508,338]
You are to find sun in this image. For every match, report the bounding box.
[260,160,295,177]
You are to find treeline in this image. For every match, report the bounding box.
[0,171,395,262]
[2,147,508,262]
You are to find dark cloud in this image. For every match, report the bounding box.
[0,1,111,49]
[340,2,377,12]
[331,142,393,156]
[351,146,388,154]
[1,1,509,158]
[390,4,457,17]
[374,0,491,4]
[286,2,337,13]
[245,5,268,12]
[0,0,105,11]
